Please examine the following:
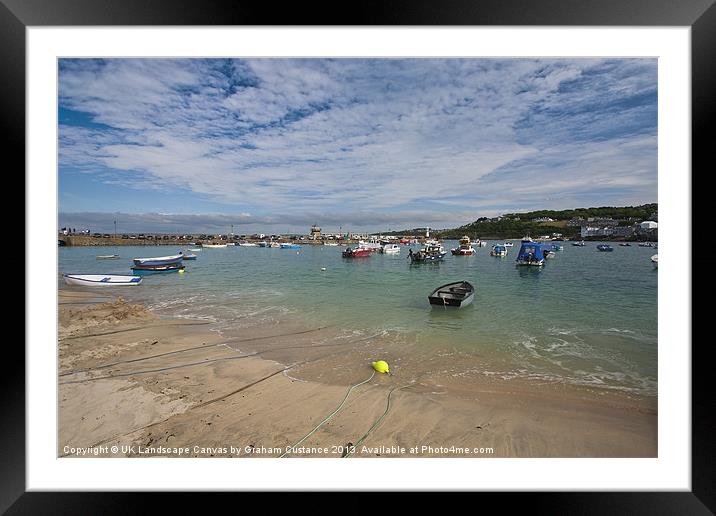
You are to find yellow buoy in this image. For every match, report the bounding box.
[178,269,186,274]
[372,360,390,374]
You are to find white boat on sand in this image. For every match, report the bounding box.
[64,274,142,287]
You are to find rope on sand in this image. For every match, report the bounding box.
[279,370,376,458]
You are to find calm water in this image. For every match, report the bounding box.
[58,241,658,397]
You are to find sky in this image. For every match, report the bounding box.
[58,58,657,234]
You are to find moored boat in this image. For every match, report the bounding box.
[490,244,507,257]
[515,241,551,266]
[342,247,372,258]
[619,243,632,247]
[409,242,447,262]
[451,235,475,256]
[280,243,302,249]
[64,274,142,286]
[651,254,658,267]
[182,253,197,260]
[96,254,120,260]
[596,244,614,252]
[381,243,401,254]
[202,243,227,248]
[572,241,586,247]
[188,248,202,252]
[428,281,475,308]
[131,264,186,274]
[503,242,514,247]
[132,253,183,266]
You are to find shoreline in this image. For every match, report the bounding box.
[58,289,657,458]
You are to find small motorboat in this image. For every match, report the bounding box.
[342,247,372,258]
[490,244,507,257]
[451,236,476,256]
[503,242,514,247]
[132,253,183,266]
[381,243,401,254]
[63,274,142,286]
[280,243,302,249]
[410,242,447,262]
[515,241,552,266]
[202,243,227,248]
[188,248,202,252]
[551,244,564,252]
[269,242,281,248]
[428,281,475,308]
[323,242,339,246]
[619,243,632,247]
[596,244,614,252]
[96,254,120,260]
[572,241,586,247]
[651,254,658,267]
[238,242,257,246]
[182,253,198,260]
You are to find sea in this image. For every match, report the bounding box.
[58,241,658,400]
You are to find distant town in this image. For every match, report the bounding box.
[58,203,658,246]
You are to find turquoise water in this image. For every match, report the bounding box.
[58,241,658,397]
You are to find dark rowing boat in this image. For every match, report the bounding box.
[428,281,475,308]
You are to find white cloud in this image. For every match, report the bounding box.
[59,58,657,230]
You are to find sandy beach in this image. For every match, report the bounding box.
[58,290,657,458]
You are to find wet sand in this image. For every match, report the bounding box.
[58,290,657,458]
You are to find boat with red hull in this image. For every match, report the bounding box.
[342,247,372,258]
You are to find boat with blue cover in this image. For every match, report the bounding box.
[515,241,552,266]
[490,244,507,257]
[280,243,302,249]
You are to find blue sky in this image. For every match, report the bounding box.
[58,58,657,233]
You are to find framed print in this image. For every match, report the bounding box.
[7,0,713,512]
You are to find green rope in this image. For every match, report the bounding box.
[280,370,375,458]
[343,384,410,458]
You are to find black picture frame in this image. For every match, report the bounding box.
[6,0,712,512]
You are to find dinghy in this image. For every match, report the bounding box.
[202,244,227,248]
[132,253,183,266]
[428,281,475,308]
[131,264,185,274]
[182,253,197,260]
[96,254,120,260]
[63,274,142,286]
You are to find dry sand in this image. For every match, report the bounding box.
[58,290,657,458]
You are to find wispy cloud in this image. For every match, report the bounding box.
[59,58,657,231]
